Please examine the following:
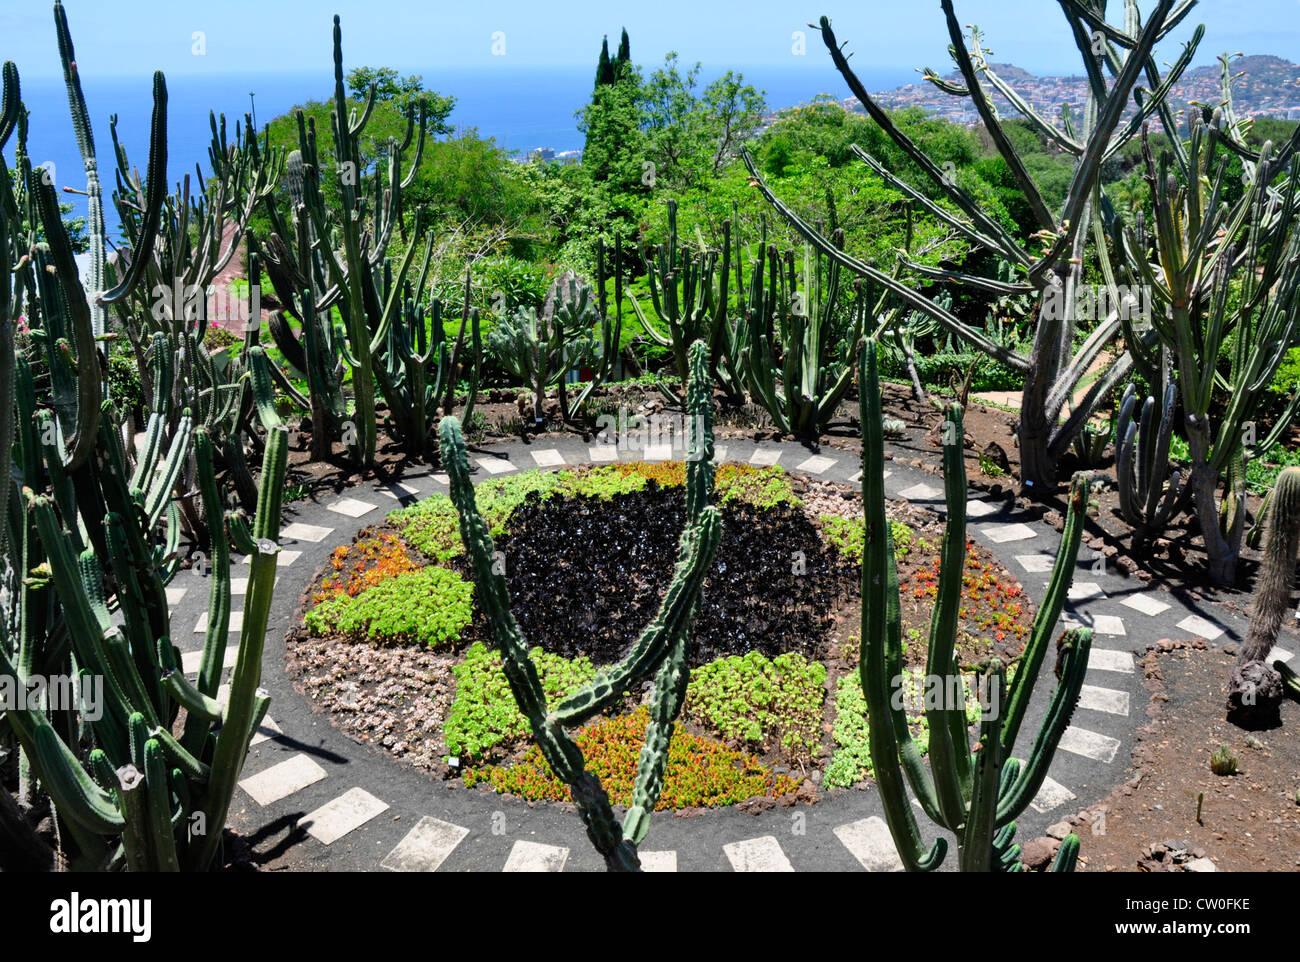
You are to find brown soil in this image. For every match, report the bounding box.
[1052,639,1300,873]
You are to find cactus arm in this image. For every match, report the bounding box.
[143,738,181,871]
[922,401,974,823]
[1000,472,1089,750]
[958,668,1006,872]
[1051,834,1081,871]
[996,627,1092,824]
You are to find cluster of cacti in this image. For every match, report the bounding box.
[1115,350,1186,529]
[857,339,1093,871]
[1099,107,1300,583]
[741,225,865,442]
[0,37,289,868]
[254,14,428,468]
[487,268,615,427]
[438,340,721,870]
[746,0,1192,488]
[630,199,732,403]
[1228,467,1300,723]
[380,265,481,457]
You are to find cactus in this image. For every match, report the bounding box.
[1209,745,1239,776]
[487,272,607,427]
[1228,467,1300,724]
[741,226,865,443]
[255,14,427,468]
[630,199,731,403]
[746,0,1191,487]
[857,337,1093,871]
[380,266,482,458]
[1115,349,1186,529]
[1100,102,1300,583]
[0,30,288,873]
[438,340,721,870]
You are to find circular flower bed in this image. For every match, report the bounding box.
[286,463,1037,808]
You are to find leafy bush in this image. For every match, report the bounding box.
[462,706,801,808]
[684,652,827,761]
[304,567,473,648]
[443,641,597,760]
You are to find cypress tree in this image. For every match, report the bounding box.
[595,36,614,87]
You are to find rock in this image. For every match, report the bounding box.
[1021,838,1058,871]
[1184,857,1218,873]
[1046,821,1072,840]
[982,441,1010,473]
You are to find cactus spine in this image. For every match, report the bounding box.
[439,340,721,870]
[858,338,1092,871]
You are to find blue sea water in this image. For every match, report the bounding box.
[6,62,912,242]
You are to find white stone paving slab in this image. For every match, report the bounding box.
[1177,614,1225,641]
[378,482,421,500]
[476,456,517,475]
[723,836,793,872]
[1269,646,1295,664]
[327,498,378,518]
[431,473,450,485]
[796,455,836,475]
[589,445,619,462]
[1088,648,1134,674]
[181,645,239,675]
[833,817,904,872]
[503,840,569,872]
[643,444,673,461]
[898,483,941,501]
[1068,582,1106,602]
[1063,613,1127,636]
[165,586,188,605]
[1077,684,1131,716]
[1058,726,1121,763]
[848,470,862,484]
[750,448,782,467]
[1120,592,1172,616]
[981,523,1037,543]
[238,754,327,806]
[380,816,469,872]
[1030,776,1077,814]
[193,611,243,634]
[281,521,334,543]
[713,446,728,463]
[249,715,282,747]
[299,787,389,845]
[530,448,566,467]
[1016,554,1055,573]
[966,500,998,518]
[638,851,678,872]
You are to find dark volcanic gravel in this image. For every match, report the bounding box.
[494,487,856,665]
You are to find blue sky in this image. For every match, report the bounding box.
[1,1,1293,79]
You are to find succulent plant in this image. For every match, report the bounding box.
[437,340,721,870]
[856,338,1093,871]
[1210,745,1239,776]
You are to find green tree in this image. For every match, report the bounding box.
[346,65,455,137]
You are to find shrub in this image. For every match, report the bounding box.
[442,642,597,760]
[314,533,419,602]
[462,706,801,808]
[684,651,826,762]
[304,567,473,648]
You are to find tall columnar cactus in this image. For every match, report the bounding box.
[439,340,722,870]
[1115,349,1185,529]
[747,0,1191,487]
[1227,467,1300,725]
[256,15,428,469]
[741,229,865,442]
[1100,107,1300,583]
[630,199,731,403]
[0,41,288,872]
[858,338,1093,871]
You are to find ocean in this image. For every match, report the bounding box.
[6,63,914,242]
